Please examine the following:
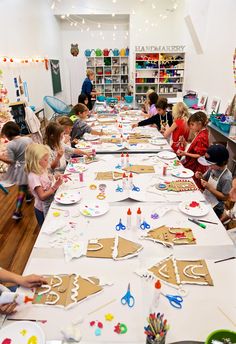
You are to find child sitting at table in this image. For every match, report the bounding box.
[142,91,159,117]
[0,267,47,315]
[78,93,89,106]
[163,102,190,153]
[195,144,232,219]
[141,89,155,115]
[25,143,63,226]
[132,97,173,131]
[70,103,103,142]
[178,111,209,189]
[57,116,92,160]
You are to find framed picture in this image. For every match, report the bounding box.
[198,93,208,108]
[210,97,220,113]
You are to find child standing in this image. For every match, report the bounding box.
[25,143,63,227]
[70,103,103,142]
[196,144,232,218]
[163,102,190,153]
[132,97,173,131]
[0,122,32,220]
[57,116,92,161]
[178,111,209,188]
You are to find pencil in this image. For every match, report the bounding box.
[214,256,236,263]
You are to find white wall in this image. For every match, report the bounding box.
[0,0,65,111]
[60,24,129,105]
[184,0,236,112]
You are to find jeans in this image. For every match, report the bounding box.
[34,207,44,227]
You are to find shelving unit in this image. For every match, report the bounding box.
[135,52,185,104]
[86,56,129,99]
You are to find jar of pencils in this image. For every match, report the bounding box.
[146,335,166,344]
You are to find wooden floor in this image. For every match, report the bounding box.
[0,185,39,275]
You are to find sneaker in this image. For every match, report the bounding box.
[26,196,33,204]
[12,212,23,220]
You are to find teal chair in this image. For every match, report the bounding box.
[43,96,71,120]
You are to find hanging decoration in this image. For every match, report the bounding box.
[70,44,79,57]
[50,59,62,95]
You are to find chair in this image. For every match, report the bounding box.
[43,96,71,120]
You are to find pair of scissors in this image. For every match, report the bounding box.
[116,219,126,231]
[132,184,140,192]
[121,283,135,307]
[161,292,183,309]
[116,185,123,192]
[140,220,151,230]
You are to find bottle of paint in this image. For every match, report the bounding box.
[136,207,142,229]
[129,172,133,188]
[151,280,161,312]
[122,172,127,189]
[163,165,167,176]
[126,153,129,166]
[121,153,124,167]
[127,208,132,230]
[79,172,84,182]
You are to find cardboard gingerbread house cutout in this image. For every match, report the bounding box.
[123,165,155,174]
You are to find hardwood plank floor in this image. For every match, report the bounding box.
[0,185,39,275]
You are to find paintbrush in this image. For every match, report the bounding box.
[8,318,47,323]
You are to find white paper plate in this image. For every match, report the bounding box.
[83,133,100,141]
[150,139,167,146]
[157,151,177,160]
[75,141,92,149]
[179,201,210,217]
[171,168,194,178]
[0,321,45,344]
[79,201,109,217]
[55,191,81,205]
[66,163,87,173]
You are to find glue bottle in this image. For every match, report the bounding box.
[126,153,129,166]
[129,172,133,189]
[150,280,161,313]
[0,291,33,305]
[122,172,127,189]
[121,153,125,167]
[136,207,142,229]
[127,208,132,230]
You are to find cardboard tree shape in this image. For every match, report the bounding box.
[95,171,123,180]
[147,256,213,287]
[86,236,143,260]
[123,165,155,174]
[33,274,103,308]
[143,225,196,247]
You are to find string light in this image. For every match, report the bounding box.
[51,1,55,9]
[0,56,46,64]
[61,15,65,19]
[152,3,156,9]
[112,0,117,3]
[112,13,115,17]
[132,9,135,15]
[82,18,85,24]
[97,23,101,28]
[114,24,117,30]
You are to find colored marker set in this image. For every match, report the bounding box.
[144,313,169,344]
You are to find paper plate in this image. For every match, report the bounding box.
[0,321,45,344]
[171,168,194,178]
[157,151,177,160]
[150,139,167,146]
[79,201,109,217]
[75,141,92,149]
[66,163,87,173]
[83,133,100,141]
[86,117,96,123]
[179,201,210,217]
[55,191,81,205]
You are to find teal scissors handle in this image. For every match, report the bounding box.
[165,294,183,309]
[121,292,135,307]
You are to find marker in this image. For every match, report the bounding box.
[188,218,206,229]
[214,256,236,264]
[136,207,142,230]
[127,208,132,230]
[196,219,218,225]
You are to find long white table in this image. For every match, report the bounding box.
[3,121,236,343]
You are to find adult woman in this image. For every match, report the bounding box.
[81,69,98,110]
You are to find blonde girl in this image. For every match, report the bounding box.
[25,143,63,227]
[163,102,190,153]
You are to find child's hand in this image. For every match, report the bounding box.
[195,171,203,179]
[200,179,209,189]
[177,150,185,157]
[18,274,48,288]
[53,175,63,189]
[63,134,71,144]
[132,123,138,129]
[84,151,93,157]
[0,303,17,315]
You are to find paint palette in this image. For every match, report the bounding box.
[157,151,177,160]
[179,200,210,217]
[55,192,81,205]
[0,321,45,344]
[66,163,87,173]
[83,133,100,141]
[172,168,194,178]
[79,201,109,217]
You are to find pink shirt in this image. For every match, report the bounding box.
[28,172,52,211]
[149,104,157,117]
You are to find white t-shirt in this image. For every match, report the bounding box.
[28,172,52,211]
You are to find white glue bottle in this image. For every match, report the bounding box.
[127,208,132,230]
[150,280,161,313]
[136,207,142,229]
[121,153,125,167]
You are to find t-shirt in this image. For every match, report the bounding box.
[81,77,92,96]
[70,118,92,141]
[47,146,67,173]
[203,168,232,213]
[149,104,157,117]
[138,111,173,131]
[28,172,52,211]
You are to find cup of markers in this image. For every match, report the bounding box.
[145,313,169,344]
